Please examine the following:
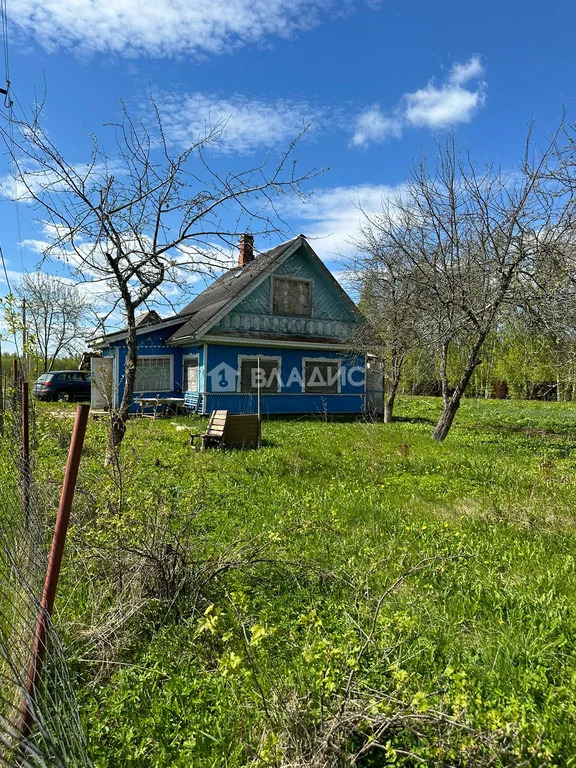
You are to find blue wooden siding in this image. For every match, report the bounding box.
[202,343,366,415]
[102,334,366,415]
[104,326,203,411]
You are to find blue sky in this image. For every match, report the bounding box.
[0,0,574,338]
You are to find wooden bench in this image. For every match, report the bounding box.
[222,414,260,449]
[190,410,228,450]
[190,411,261,450]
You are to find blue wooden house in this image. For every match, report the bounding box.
[89,235,383,416]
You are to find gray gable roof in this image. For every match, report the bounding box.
[91,235,365,349]
[166,235,305,344]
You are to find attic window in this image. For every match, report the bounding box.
[272,277,312,317]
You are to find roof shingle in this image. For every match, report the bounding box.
[166,235,303,344]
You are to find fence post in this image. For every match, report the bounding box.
[21,381,30,524]
[18,403,90,743]
[0,338,3,437]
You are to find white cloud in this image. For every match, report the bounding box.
[0,161,115,203]
[160,92,321,154]
[349,107,403,148]
[8,0,336,58]
[286,183,403,260]
[448,56,484,86]
[0,266,26,289]
[351,56,486,147]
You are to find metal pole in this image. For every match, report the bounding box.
[257,355,261,446]
[0,337,3,436]
[19,403,90,742]
[22,298,27,380]
[21,381,30,524]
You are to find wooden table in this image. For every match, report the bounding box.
[134,396,185,418]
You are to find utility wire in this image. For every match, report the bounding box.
[0,0,25,273]
[0,0,11,107]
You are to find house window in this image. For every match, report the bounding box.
[239,356,281,393]
[303,359,341,394]
[272,277,312,317]
[183,355,199,391]
[134,356,173,392]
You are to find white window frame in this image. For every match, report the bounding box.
[237,354,282,394]
[182,354,200,392]
[271,276,313,317]
[134,354,174,394]
[302,357,342,394]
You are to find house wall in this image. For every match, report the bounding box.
[101,326,203,411]
[202,343,366,415]
[101,334,366,415]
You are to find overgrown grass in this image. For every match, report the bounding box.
[23,398,576,764]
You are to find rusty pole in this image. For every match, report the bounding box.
[0,337,4,437]
[21,381,30,524]
[19,403,90,742]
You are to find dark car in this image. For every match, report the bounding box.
[33,371,91,402]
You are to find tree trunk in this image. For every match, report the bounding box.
[439,340,450,407]
[383,390,396,423]
[105,307,137,463]
[432,336,485,442]
[432,397,461,441]
[107,412,127,460]
[383,361,403,423]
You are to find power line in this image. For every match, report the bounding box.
[0,0,25,275]
[0,0,12,108]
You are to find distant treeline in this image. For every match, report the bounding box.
[398,325,576,402]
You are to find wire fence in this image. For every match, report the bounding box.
[0,372,92,767]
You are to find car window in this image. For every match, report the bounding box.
[37,374,53,382]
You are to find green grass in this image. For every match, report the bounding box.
[20,398,576,764]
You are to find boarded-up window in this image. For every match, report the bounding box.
[239,358,281,393]
[273,278,312,316]
[183,356,199,391]
[134,357,172,392]
[303,359,340,394]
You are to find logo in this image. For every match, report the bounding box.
[207,362,237,392]
[206,361,365,392]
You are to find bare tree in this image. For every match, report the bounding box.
[348,240,425,422]
[357,133,568,441]
[15,271,91,373]
[1,99,318,456]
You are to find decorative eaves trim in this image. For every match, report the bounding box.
[197,335,358,352]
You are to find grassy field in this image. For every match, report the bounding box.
[23,398,576,765]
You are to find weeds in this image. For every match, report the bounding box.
[15,397,576,765]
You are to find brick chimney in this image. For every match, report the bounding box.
[238,233,254,268]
